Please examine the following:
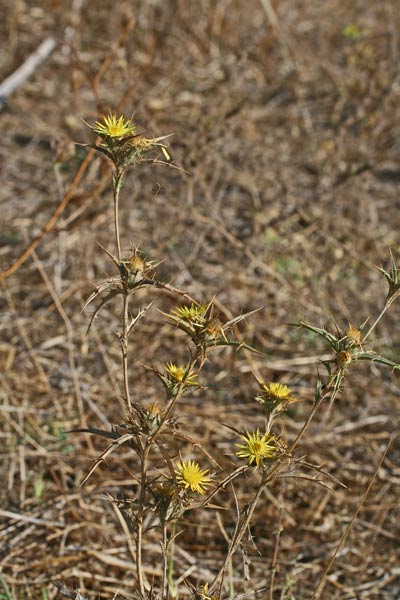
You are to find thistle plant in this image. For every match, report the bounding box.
[60,112,400,600]
[289,261,400,443]
[175,460,212,495]
[235,430,282,467]
[295,313,400,403]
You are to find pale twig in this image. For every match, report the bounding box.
[113,169,124,260]
[31,249,87,427]
[109,497,137,568]
[311,437,393,600]
[1,281,64,416]
[0,37,56,110]
[161,522,168,600]
[269,501,283,600]
[0,147,96,282]
[121,294,131,409]
[363,292,400,342]
[210,478,265,595]
[0,509,64,528]
[0,20,138,282]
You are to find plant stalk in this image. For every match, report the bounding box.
[161,522,169,600]
[136,443,151,596]
[113,168,124,260]
[210,479,265,596]
[122,293,131,409]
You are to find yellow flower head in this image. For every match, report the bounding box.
[196,584,217,600]
[171,303,207,324]
[263,382,291,400]
[236,429,280,467]
[165,363,186,382]
[147,402,162,417]
[91,113,136,138]
[165,363,198,386]
[257,382,296,414]
[175,459,212,495]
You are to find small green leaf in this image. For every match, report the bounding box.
[314,373,322,405]
[34,476,45,499]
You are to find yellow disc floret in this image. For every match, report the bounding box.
[263,382,291,400]
[165,363,186,382]
[165,363,199,386]
[91,113,136,138]
[175,459,212,495]
[236,429,280,467]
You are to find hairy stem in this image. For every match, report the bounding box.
[364,286,400,342]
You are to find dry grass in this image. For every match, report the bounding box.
[1,1,400,599]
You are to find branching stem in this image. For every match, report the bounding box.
[210,478,265,596]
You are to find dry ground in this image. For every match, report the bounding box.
[0,1,399,598]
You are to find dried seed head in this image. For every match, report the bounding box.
[205,317,224,337]
[129,255,145,273]
[345,325,362,346]
[337,350,352,367]
[194,584,217,600]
